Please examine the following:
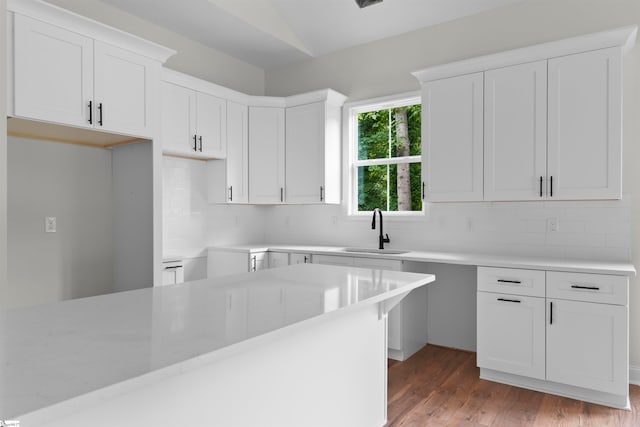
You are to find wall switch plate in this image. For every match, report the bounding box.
[547,217,559,232]
[45,216,57,233]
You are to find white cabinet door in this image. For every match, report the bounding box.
[161,82,196,154]
[268,252,289,269]
[290,253,312,264]
[249,107,286,204]
[286,102,326,204]
[13,14,94,128]
[196,92,227,157]
[249,252,268,272]
[548,47,622,200]
[312,254,354,266]
[207,251,249,278]
[547,298,627,395]
[94,41,155,137]
[477,292,546,379]
[422,72,484,201]
[484,61,547,201]
[226,101,249,203]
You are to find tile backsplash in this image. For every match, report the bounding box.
[163,157,632,266]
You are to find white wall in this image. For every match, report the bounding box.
[42,0,265,95]
[0,0,7,309]
[263,0,640,366]
[162,156,266,281]
[113,142,154,292]
[7,137,114,308]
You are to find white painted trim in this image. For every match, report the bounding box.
[630,365,640,386]
[481,368,630,410]
[412,25,637,82]
[6,0,175,62]
[249,95,287,108]
[162,67,251,105]
[285,89,347,108]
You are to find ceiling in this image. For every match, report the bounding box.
[97,0,526,69]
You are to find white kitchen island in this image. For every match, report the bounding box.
[0,264,435,427]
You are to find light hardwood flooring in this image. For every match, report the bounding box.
[386,345,640,426]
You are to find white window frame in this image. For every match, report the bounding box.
[342,91,424,218]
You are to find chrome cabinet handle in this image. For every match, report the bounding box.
[88,101,93,124]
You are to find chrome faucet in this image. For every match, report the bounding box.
[371,208,390,250]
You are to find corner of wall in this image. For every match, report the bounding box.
[0,0,8,308]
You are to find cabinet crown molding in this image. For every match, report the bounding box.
[412,25,637,82]
[162,68,251,105]
[7,0,176,63]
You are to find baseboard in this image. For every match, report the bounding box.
[630,365,640,386]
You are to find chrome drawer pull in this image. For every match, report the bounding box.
[497,279,522,284]
[571,284,600,291]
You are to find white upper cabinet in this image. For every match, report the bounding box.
[208,100,249,204]
[13,14,94,129]
[94,41,156,137]
[548,48,622,200]
[249,106,286,204]
[421,72,484,202]
[484,61,547,201]
[196,92,227,158]
[160,79,227,159]
[413,26,635,202]
[285,91,344,204]
[161,82,195,154]
[286,102,327,204]
[224,101,250,203]
[9,7,171,139]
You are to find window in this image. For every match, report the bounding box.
[347,93,422,215]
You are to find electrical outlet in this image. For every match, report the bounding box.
[45,216,57,233]
[547,217,559,232]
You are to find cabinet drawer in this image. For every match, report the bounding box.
[477,267,545,297]
[546,271,628,305]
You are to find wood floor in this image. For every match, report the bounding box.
[386,345,640,427]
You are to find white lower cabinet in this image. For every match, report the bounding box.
[289,253,312,265]
[268,252,289,269]
[477,266,630,408]
[477,292,546,379]
[207,249,268,278]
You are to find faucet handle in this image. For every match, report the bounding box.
[384,233,390,243]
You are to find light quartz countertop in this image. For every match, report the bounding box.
[208,244,636,276]
[0,264,434,420]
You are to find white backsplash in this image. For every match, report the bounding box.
[163,157,632,265]
[262,198,632,262]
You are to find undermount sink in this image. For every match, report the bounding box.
[342,248,409,255]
